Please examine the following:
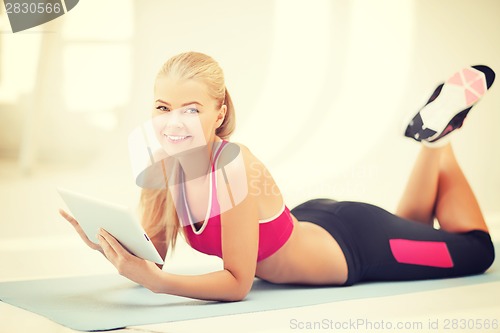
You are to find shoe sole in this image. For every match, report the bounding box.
[405,65,495,143]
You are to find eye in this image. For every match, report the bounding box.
[156,105,170,112]
[184,107,199,114]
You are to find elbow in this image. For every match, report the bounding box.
[222,268,254,302]
[224,288,249,302]
[223,278,252,302]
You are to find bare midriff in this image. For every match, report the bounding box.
[255,214,349,285]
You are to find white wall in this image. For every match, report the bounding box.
[126,0,500,214]
[1,0,499,220]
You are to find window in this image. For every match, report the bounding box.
[0,0,133,130]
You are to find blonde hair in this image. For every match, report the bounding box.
[140,52,235,254]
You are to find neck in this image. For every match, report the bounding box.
[167,139,222,185]
[178,145,212,181]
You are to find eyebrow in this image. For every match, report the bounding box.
[155,99,204,107]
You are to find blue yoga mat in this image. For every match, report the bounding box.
[1,252,499,332]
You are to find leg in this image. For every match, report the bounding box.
[398,64,495,228]
[396,143,488,233]
[321,201,495,283]
[396,145,442,226]
[434,144,488,233]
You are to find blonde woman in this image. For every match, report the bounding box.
[60,52,495,302]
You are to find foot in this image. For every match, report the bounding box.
[405,65,495,146]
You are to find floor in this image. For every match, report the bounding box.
[1,157,499,333]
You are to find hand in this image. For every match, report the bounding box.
[97,228,161,290]
[59,209,103,254]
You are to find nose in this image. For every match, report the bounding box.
[153,110,184,134]
[166,112,183,129]
[155,109,184,131]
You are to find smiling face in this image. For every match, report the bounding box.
[152,76,226,156]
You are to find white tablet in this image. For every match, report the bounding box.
[57,187,164,265]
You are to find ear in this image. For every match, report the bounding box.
[216,104,227,128]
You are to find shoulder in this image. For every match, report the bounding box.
[214,142,263,204]
[217,141,263,178]
[219,141,253,160]
[217,141,253,166]
[214,142,257,217]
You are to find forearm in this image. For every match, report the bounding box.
[149,268,251,302]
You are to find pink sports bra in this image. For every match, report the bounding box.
[180,141,294,262]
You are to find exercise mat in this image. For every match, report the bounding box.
[1,251,499,331]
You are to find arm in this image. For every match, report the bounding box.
[149,189,259,301]
[98,145,260,301]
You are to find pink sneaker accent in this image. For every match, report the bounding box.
[465,88,479,105]
[470,78,486,95]
[442,124,455,135]
[463,68,481,83]
[389,239,454,268]
[447,72,463,86]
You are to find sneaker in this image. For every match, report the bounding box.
[405,65,495,145]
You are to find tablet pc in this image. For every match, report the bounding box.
[57,187,164,265]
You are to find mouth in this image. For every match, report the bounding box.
[164,134,192,143]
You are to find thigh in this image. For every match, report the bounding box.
[292,199,495,284]
[331,201,495,282]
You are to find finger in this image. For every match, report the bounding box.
[98,232,117,262]
[99,228,132,258]
[59,209,79,227]
[59,209,101,251]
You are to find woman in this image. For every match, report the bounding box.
[60,52,495,302]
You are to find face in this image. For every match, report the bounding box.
[152,76,226,156]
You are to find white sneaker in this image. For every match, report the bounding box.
[404,65,495,146]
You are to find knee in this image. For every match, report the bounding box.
[481,237,495,273]
[470,231,495,274]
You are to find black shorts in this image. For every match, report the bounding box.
[291,199,495,285]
